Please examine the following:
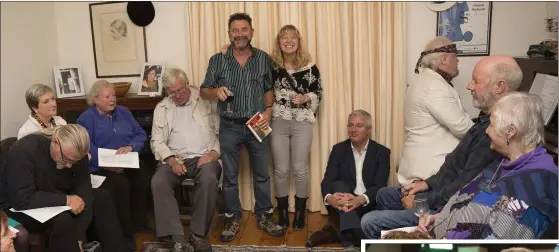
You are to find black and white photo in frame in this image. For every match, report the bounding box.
[138,63,165,96]
[53,67,85,98]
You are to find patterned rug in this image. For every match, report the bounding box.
[140,242,360,252]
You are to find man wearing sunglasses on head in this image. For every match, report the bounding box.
[0,125,126,252]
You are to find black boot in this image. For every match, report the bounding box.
[276,196,289,229]
[293,196,307,230]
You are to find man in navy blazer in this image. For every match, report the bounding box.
[307,110,391,247]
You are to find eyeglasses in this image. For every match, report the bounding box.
[57,140,79,164]
[168,86,187,98]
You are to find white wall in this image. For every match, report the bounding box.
[407,1,557,117]
[54,2,188,95]
[1,2,59,139]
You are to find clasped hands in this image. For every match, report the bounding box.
[327,193,367,212]
[66,195,85,215]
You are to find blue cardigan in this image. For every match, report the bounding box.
[77,105,147,173]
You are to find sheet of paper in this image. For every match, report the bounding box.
[529,73,559,125]
[90,174,106,188]
[381,226,417,239]
[9,226,19,233]
[10,206,72,223]
[97,148,139,168]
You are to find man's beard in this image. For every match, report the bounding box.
[472,90,493,111]
[56,163,65,169]
[232,36,251,49]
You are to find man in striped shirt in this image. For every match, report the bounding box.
[200,12,284,242]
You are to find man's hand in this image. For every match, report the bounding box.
[67,195,85,215]
[401,194,415,209]
[255,108,272,130]
[115,146,133,154]
[403,180,428,195]
[104,167,124,174]
[198,151,218,168]
[343,195,367,212]
[417,213,439,233]
[326,194,344,210]
[215,87,231,101]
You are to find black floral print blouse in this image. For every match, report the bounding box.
[271,63,323,122]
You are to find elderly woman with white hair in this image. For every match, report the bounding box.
[419,92,558,239]
[77,80,150,248]
[0,125,126,251]
[18,84,67,139]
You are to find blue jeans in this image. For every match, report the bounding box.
[219,118,273,219]
[360,186,420,239]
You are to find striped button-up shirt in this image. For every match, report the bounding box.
[201,46,273,119]
[418,114,503,209]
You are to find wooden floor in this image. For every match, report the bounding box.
[134,211,342,251]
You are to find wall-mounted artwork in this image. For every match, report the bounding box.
[436,2,492,56]
[89,2,148,78]
[54,67,85,98]
[138,63,165,96]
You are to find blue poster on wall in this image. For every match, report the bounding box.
[437,2,492,56]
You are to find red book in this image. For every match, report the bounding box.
[245,112,272,143]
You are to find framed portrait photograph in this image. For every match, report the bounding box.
[436,2,492,56]
[53,67,86,98]
[89,2,148,78]
[138,63,165,96]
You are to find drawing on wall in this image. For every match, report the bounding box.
[53,67,85,98]
[436,2,492,56]
[89,2,147,78]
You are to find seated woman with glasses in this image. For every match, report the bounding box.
[0,125,126,251]
[419,92,557,239]
[77,80,150,248]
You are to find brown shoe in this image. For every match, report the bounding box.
[305,225,339,247]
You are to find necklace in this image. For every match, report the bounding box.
[33,114,56,129]
[483,159,504,190]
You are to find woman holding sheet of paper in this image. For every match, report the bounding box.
[77,80,150,245]
[0,125,126,252]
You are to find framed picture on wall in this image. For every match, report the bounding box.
[53,67,85,98]
[138,63,165,96]
[436,2,492,56]
[89,2,148,78]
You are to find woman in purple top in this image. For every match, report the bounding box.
[77,80,150,247]
[420,92,557,239]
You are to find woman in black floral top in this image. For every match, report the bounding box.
[270,25,323,231]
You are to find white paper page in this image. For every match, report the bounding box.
[97,148,139,168]
[90,174,106,188]
[9,226,19,233]
[10,206,72,223]
[529,73,559,125]
[381,226,417,239]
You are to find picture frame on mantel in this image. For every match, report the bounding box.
[89,2,148,78]
[436,2,492,56]
[53,67,86,98]
[138,63,165,96]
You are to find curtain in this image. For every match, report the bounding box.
[185,2,406,214]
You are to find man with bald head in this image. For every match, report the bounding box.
[398,36,473,187]
[360,55,523,239]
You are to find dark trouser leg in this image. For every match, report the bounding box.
[244,133,273,215]
[185,159,221,237]
[126,163,152,228]
[93,169,133,237]
[219,120,245,220]
[7,211,80,252]
[90,188,126,251]
[151,163,185,238]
